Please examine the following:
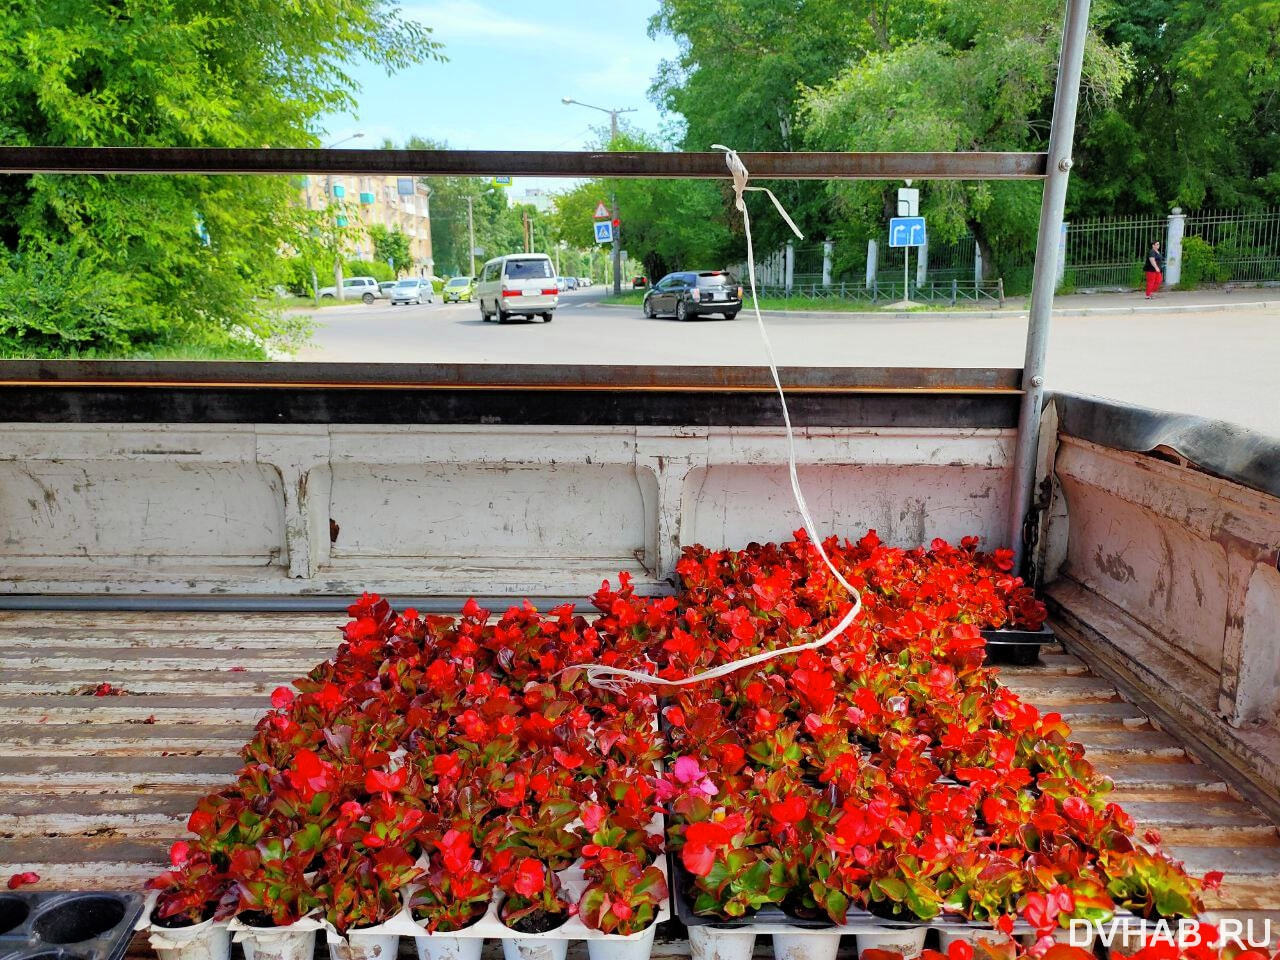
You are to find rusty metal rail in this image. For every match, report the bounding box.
[0,147,1047,181]
[0,609,1276,915]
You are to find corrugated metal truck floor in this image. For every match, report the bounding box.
[0,610,1277,946]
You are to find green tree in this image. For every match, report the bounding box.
[369,224,412,275]
[548,130,735,282]
[1072,0,1280,213]
[0,0,440,357]
[797,0,1130,279]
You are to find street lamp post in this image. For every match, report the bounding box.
[562,97,635,296]
[324,133,365,300]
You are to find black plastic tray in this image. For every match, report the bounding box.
[981,626,1056,666]
[0,892,144,960]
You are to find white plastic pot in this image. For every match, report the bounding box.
[148,918,232,960]
[688,925,757,960]
[329,931,401,960]
[415,933,485,960]
[935,927,1013,951]
[585,923,658,960]
[238,926,318,960]
[772,931,842,960]
[500,937,570,960]
[854,928,927,960]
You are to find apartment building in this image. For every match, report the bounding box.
[299,175,434,274]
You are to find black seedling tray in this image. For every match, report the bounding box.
[981,626,1056,666]
[0,891,144,960]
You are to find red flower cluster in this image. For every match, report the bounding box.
[147,530,1221,945]
[149,593,668,935]
[656,532,1213,932]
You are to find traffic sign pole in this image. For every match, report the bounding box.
[611,192,621,297]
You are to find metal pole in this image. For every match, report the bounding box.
[611,191,621,297]
[466,196,475,277]
[1007,0,1092,573]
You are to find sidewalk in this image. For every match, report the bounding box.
[600,286,1280,320]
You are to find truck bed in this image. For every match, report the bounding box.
[0,609,1277,925]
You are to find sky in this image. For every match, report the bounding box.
[320,0,681,196]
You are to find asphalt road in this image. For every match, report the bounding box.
[295,287,1280,436]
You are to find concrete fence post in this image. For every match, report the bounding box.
[866,239,878,289]
[822,239,834,287]
[784,240,795,296]
[1165,207,1185,287]
[973,243,983,285]
[916,239,928,287]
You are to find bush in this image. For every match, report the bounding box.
[0,244,162,355]
[282,257,319,297]
[345,259,395,283]
[1177,236,1227,289]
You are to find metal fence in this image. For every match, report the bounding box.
[751,278,1004,306]
[741,207,1280,297]
[1060,214,1165,290]
[1185,208,1280,283]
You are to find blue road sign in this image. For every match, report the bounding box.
[594,220,614,244]
[889,216,926,248]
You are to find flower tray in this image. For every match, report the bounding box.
[355,858,671,944]
[980,626,1056,666]
[0,891,145,960]
[668,857,1030,935]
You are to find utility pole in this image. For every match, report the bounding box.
[466,196,476,277]
[561,99,634,295]
[522,210,531,253]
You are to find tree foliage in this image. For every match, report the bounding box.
[0,0,440,357]
[548,130,735,282]
[369,225,412,275]
[650,0,1280,285]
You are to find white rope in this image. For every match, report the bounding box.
[566,146,863,693]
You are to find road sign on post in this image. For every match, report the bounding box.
[888,217,926,247]
[897,187,920,217]
[887,216,926,309]
[594,220,613,244]
[593,201,611,219]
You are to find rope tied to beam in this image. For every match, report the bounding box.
[563,146,863,693]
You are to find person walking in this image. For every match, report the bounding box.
[1144,240,1164,299]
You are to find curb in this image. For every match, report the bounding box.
[595,300,1280,321]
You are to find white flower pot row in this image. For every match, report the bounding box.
[142,857,669,960]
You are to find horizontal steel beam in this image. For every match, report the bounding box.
[0,147,1048,180]
[0,361,1022,393]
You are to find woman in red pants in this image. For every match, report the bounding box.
[1143,240,1164,298]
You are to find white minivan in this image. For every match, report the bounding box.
[475,254,558,323]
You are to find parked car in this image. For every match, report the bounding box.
[564,276,578,290]
[442,276,475,302]
[556,276,568,292]
[475,254,558,323]
[631,276,648,288]
[318,276,380,304]
[389,277,433,305]
[643,270,743,321]
[578,276,591,287]
[378,281,397,299]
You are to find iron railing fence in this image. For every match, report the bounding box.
[1060,214,1165,290]
[750,278,1004,306]
[924,234,977,282]
[1185,208,1280,284]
